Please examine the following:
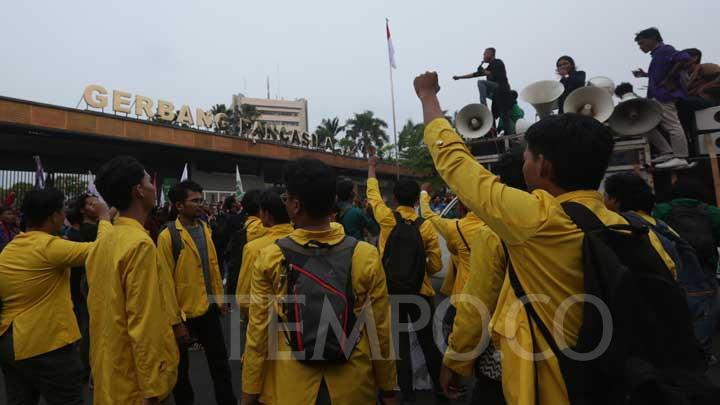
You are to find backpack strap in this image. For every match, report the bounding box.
[166,221,184,264]
[455,220,470,251]
[560,202,605,232]
[504,242,558,405]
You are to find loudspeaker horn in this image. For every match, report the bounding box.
[563,86,615,123]
[456,104,493,139]
[515,118,533,134]
[588,76,616,97]
[520,80,564,118]
[608,95,663,135]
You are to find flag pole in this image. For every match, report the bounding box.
[386,19,400,179]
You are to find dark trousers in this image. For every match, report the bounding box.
[469,373,506,405]
[0,330,84,405]
[173,305,237,405]
[396,295,443,401]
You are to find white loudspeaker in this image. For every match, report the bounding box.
[456,104,494,139]
[562,86,615,123]
[588,76,616,97]
[608,97,663,136]
[695,106,720,132]
[515,118,533,134]
[520,80,564,119]
[697,132,720,155]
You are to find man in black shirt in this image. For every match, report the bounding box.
[454,47,515,135]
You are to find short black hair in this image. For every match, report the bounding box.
[95,156,146,210]
[671,177,711,203]
[336,178,355,202]
[66,207,83,226]
[283,158,336,219]
[635,27,663,43]
[394,179,420,207]
[556,55,575,68]
[683,48,702,63]
[485,47,496,55]
[74,193,92,212]
[494,146,527,191]
[222,195,237,212]
[241,189,263,216]
[525,114,615,191]
[22,188,65,227]
[604,173,655,213]
[169,180,203,204]
[510,90,519,103]
[615,82,634,98]
[259,187,290,224]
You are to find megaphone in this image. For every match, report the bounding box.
[563,86,615,123]
[456,104,493,139]
[515,118,533,134]
[608,94,663,135]
[520,80,564,118]
[588,76,616,97]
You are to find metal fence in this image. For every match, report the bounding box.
[0,170,92,206]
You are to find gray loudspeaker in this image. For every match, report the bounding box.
[697,132,720,155]
[695,106,720,132]
[563,86,615,123]
[520,80,564,118]
[608,98,663,136]
[455,104,493,139]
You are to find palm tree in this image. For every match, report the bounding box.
[314,118,346,147]
[337,137,358,157]
[345,111,389,158]
[210,104,231,134]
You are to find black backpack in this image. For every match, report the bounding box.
[507,202,718,405]
[664,202,718,274]
[224,224,249,295]
[166,221,185,263]
[382,212,426,295]
[277,236,360,364]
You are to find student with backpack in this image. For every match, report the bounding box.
[225,190,266,295]
[241,158,396,405]
[156,180,236,405]
[652,177,720,366]
[366,152,443,403]
[413,71,715,404]
[236,188,294,314]
[418,186,483,337]
[440,147,527,405]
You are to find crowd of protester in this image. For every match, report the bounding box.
[1,26,720,405]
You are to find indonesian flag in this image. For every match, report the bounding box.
[386,19,396,69]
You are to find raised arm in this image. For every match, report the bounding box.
[49,220,111,268]
[414,72,545,245]
[419,189,455,248]
[366,155,395,229]
[453,71,483,80]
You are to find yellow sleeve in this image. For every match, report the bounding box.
[205,226,225,301]
[48,220,112,268]
[424,118,546,245]
[420,191,455,244]
[357,244,397,391]
[242,247,276,395]
[366,178,396,230]
[444,228,506,376]
[236,243,256,311]
[440,256,458,297]
[155,230,184,325]
[123,240,177,398]
[421,221,442,276]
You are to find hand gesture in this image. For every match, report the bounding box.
[414,71,441,99]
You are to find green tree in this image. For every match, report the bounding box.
[345,111,389,158]
[337,137,358,157]
[398,119,435,176]
[210,104,232,134]
[314,118,346,147]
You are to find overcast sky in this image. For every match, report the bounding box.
[2,0,718,139]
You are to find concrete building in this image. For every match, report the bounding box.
[232,94,309,133]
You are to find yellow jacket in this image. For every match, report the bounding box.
[424,118,677,405]
[440,255,457,297]
[86,217,178,405]
[242,223,396,404]
[444,224,506,376]
[420,191,484,298]
[0,221,110,360]
[235,223,295,313]
[157,219,225,322]
[366,178,442,296]
[246,216,268,243]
